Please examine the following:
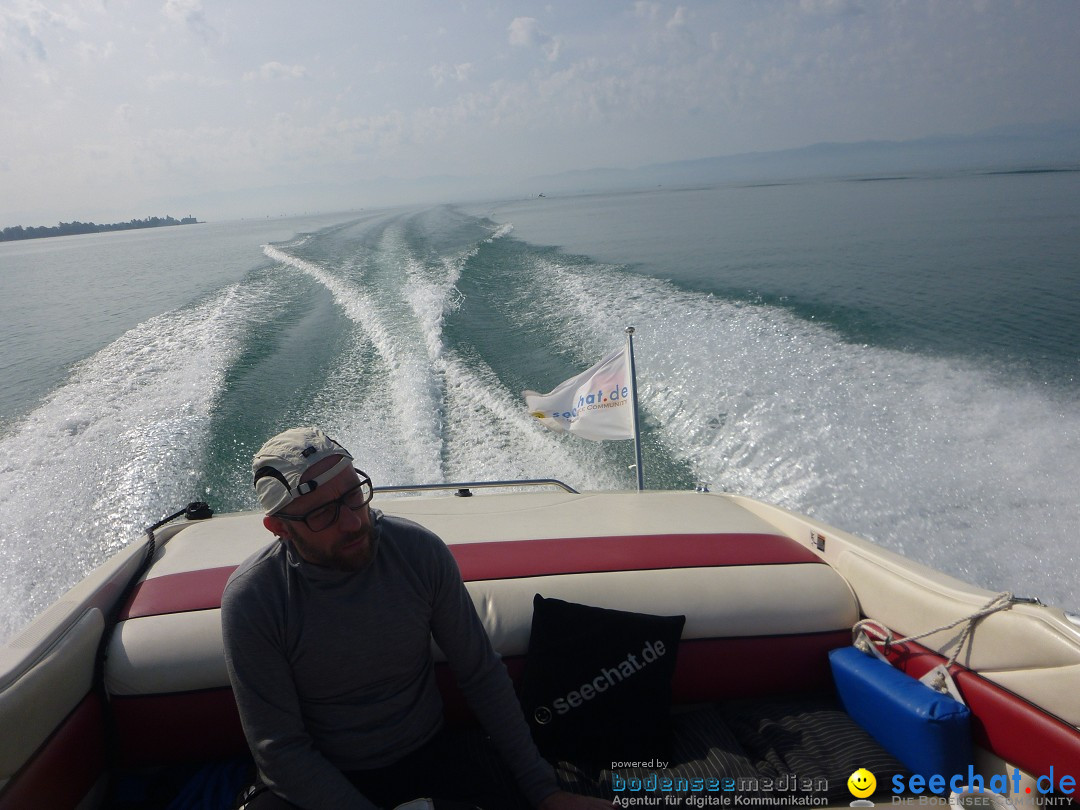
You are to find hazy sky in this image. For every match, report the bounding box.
[2,0,1079,223]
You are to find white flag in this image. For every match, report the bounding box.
[523,347,635,440]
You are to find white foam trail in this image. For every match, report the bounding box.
[313,332,406,485]
[0,284,257,641]
[513,252,1080,610]
[394,229,464,367]
[265,221,621,491]
[488,223,514,241]
[263,242,445,482]
[396,221,620,486]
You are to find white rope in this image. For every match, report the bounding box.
[852,591,1014,670]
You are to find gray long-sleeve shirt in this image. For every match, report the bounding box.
[221,511,557,810]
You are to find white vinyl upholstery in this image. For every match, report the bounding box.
[106,561,858,696]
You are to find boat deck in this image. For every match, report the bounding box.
[2,488,1079,807]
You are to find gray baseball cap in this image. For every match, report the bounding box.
[252,427,354,514]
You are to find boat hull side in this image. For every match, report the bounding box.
[0,609,105,809]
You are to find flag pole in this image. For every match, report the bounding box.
[625,326,645,491]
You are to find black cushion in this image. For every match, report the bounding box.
[519,594,685,765]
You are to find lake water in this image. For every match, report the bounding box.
[1,169,1078,641]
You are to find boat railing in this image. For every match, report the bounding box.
[374,478,580,497]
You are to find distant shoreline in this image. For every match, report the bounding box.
[1,216,202,243]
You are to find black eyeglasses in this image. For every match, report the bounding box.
[275,469,374,532]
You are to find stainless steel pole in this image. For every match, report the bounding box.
[625,326,645,491]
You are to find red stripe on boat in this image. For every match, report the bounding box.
[886,639,1080,794]
[449,533,819,581]
[0,694,106,810]
[120,532,819,620]
[121,565,236,620]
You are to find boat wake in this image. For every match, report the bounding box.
[0,281,270,639]
[455,228,1080,610]
[1,206,1077,643]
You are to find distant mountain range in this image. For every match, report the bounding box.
[523,120,1080,197]
[136,120,1080,220]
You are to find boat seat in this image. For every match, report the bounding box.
[103,512,859,765]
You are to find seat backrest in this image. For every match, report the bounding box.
[103,521,858,765]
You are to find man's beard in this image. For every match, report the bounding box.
[289,526,376,572]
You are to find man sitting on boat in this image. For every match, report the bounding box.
[221,427,611,810]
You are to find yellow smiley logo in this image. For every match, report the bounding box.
[848,768,876,799]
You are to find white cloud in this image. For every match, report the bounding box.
[4,1,1080,222]
[429,62,474,87]
[634,2,662,22]
[76,39,114,61]
[798,0,865,17]
[113,103,132,126]
[0,1,80,61]
[631,2,694,52]
[667,6,688,31]
[162,0,199,25]
[508,16,562,61]
[146,70,227,89]
[508,16,541,47]
[243,61,309,82]
[161,0,217,42]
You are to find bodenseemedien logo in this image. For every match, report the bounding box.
[848,767,876,806]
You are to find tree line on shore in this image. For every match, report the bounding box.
[1,215,199,242]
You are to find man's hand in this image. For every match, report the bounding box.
[538,790,613,809]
